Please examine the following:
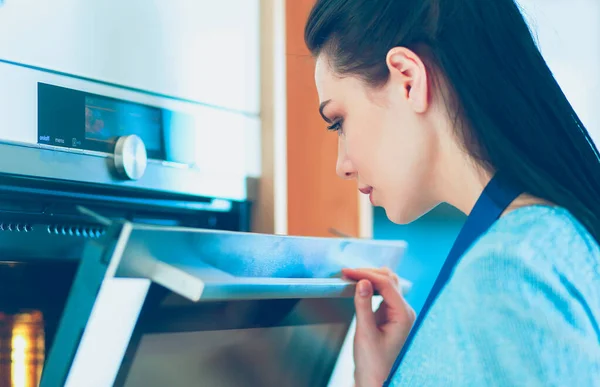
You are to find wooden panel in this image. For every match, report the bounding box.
[285,0,360,237]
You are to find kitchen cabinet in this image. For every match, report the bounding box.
[0,0,260,115]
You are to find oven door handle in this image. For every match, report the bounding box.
[116,259,412,302]
[113,223,411,302]
[196,276,412,301]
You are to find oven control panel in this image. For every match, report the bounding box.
[0,61,258,201]
[39,83,170,164]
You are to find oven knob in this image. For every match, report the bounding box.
[113,135,147,180]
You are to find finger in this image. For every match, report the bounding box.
[354,279,377,334]
[342,268,404,307]
[343,267,399,281]
[343,267,398,281]
[373,267,400,285]
[345,268,399,286]
[374,301,389,325]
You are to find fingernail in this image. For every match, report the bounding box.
[358,282,370,297]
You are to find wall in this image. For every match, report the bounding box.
[518,0,600,143]
[253,0,289,234]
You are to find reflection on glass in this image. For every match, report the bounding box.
[122,324,345,387]
[84,95,164,159]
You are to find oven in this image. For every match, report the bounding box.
[0,59,254,386]
[0,60,409,387]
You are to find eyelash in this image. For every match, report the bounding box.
[327,120,343,135]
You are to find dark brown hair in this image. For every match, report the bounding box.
[305,0,600,240]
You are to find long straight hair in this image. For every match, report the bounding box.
[305,0,600,241]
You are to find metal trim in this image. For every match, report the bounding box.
[0,142,248,201]
[0,57,258,118]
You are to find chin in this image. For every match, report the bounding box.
[383,203,438,225]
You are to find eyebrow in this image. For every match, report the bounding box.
[319,99,332,124]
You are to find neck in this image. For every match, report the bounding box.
[434,145,491,215]
[435,150,548,216]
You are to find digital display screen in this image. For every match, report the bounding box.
[38,83,166,160]
[84,96,163,153]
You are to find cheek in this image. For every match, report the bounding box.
[343,118,383,177]
[375,115,438,192]
[376,124,440,224]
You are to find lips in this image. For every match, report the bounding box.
[358,186,372,195]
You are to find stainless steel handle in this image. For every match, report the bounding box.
[197,276,412,301]
[117,261,411,302]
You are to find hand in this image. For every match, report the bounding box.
[342,267,416,387]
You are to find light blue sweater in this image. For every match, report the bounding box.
[390,205,600,386]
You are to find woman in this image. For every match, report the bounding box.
[304,0,600,386]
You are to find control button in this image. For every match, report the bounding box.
[113,135,147,180]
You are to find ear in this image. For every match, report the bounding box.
[385,47,429,113]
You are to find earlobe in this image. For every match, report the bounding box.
[385,47,429,114]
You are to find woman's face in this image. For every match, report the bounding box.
[314,51,446,224]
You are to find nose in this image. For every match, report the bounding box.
[335,137,356,180]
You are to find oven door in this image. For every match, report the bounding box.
[39,222,409,387]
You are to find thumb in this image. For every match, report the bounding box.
[354,280,377,333]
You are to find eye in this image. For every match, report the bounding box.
[327,119,344,135]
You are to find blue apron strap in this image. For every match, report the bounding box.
[382,173,523,386]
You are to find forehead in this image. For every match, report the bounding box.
[314,55,385,109]
[314,55,339,102]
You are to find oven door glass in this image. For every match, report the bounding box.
[114,289,355,387]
